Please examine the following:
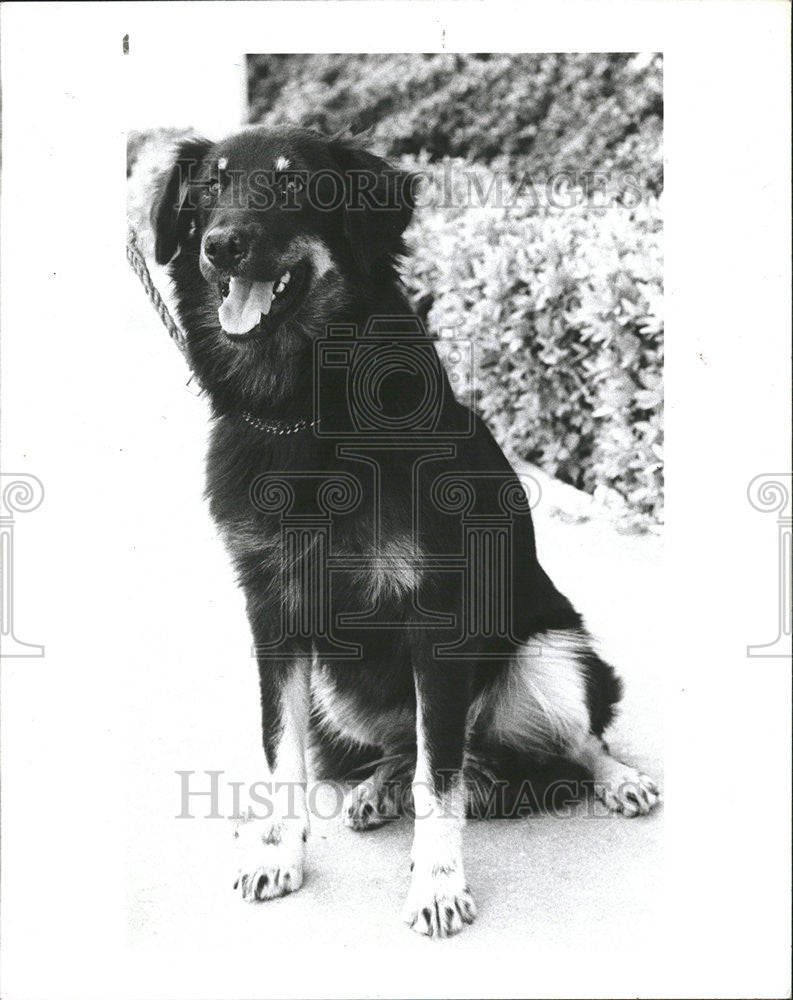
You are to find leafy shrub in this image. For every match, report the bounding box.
[400,159,664,525]
[248,53,663,193]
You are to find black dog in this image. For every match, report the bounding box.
[152,125,659,938]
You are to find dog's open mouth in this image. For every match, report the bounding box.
[217,262,308,339]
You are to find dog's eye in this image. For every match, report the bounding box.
[200,179,221,206]
[275,172,301,198]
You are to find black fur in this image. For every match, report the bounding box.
[152,125,623,816]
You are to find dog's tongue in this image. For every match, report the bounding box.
[218,278,274,336]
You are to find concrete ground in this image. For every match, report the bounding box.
[122,268,663,999]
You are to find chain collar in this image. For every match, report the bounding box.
[240,411,319,435]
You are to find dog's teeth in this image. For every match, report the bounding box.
[275,281,285,293]
[281,271,291,284]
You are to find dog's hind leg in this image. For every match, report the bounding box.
[401,662,477,938]
[233,654,311,902]
[567,731,660,816]
[475,629,660,817]
[562,636,661,816]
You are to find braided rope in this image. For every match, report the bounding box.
[126,225,188,355]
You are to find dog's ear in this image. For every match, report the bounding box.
[152,137,213,265]
[328,140,417,274]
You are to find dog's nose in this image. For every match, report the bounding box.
[204,228,248,270]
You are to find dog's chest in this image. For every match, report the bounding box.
[311,663,414,748]
[218,511,424,609]
[207,428,426,602]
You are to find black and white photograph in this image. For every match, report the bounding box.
[0,4,790,1000]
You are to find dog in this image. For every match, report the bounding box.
[152,125,659,938]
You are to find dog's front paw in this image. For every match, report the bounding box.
[343,778,398,831]
[233,821,306,902]
[596,764,660,817]
[401,868,477,938]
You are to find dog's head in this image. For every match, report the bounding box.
[153,127,416,344]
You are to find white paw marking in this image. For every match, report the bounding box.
[234,843,304,901]
[233,821,306,902]
[596,763,660,817]
[402,867,477,938]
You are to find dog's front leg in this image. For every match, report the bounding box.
[234,654,310,902]
[402,663,477,937]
